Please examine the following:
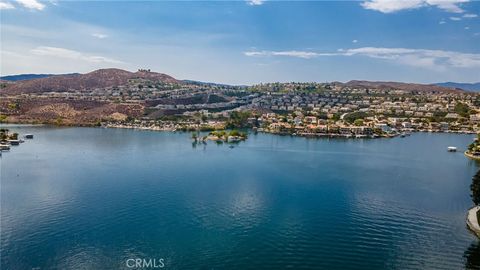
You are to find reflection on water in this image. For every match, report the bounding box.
[465,241,480,270]
[1,125,480,269]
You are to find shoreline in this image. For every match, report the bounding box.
[465,151,480,160]
[2,121,478,138]
[102,123,478,138]
[467,206,480,237]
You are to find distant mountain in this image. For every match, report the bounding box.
[342,80,462,93]
[1,68,178,95]
[0,73,79,81]
[434,82,480,92]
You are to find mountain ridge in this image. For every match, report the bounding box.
[434,82,480,92]
[1,68,471,94]
[0,73,79,81]
[342,80,463,93]
[1,68,178,95]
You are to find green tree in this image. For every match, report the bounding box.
[455,102,471,117]
[354,119,364,126]
[0,128,8,140]
[229,130,240,137]
[471,170,480,205]
[7,103,18,110]
[344,112,367,123]
[226,111,252,128]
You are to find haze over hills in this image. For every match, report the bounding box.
[338,80,463,93]
[0,73,79,81]
[434,82,480,92]
[0,68,471,94]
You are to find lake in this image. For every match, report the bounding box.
[1,125,480,269]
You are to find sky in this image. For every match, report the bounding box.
[0,0,479,85]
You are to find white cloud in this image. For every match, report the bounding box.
[343,47,480,69]
[15,0,45,10]
[449,16,462,20]
[30,46,123,64]
[244,47,480,69]
[463,13,478,18]
[361,0,424,13]
[439,20,446,24]
[92,33,108,39]
[0,1,14,9]
[352,39,358,43]
[246,0,264,6]
[465,26,470,30]
[244,50,335,59]
[339,47,480,69]
[425,0,468,13]
[361,0,468,13]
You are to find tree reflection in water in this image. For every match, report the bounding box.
[464,241,480,269]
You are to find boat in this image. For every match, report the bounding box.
[25,134,34,139]
[7,140,20,146]
[447,146,457,152]
[400,133,406,137]
[0,144,10,151]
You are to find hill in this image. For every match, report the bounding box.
[434,82,480,92]
[0,73,79,81]
[1,68,178,95]
[343,80,462,93]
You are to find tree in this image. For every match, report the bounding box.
[455,102,471,117]
[0,129,8,141]
[8,103,18,110]
[226,111,252,128]
[464,242,480,269]
[344,112,367,123]
[354,119,364,126]
[471,170,480,205]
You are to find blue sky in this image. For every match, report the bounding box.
[1,0,479,84]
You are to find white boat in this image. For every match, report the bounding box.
[0,144,10,151]
[447,146,457,152]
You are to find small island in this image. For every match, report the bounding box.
[192,130,248,144]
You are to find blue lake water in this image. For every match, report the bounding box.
[1,125,480,269]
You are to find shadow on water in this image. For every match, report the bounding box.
[464,241,480,269]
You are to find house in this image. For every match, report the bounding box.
[445,113,460,119]
[375,123,391,133]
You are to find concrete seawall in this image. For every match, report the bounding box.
[467,206,480,237]
[465,151,480,161]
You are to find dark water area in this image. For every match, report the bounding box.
[1,125,480,269]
